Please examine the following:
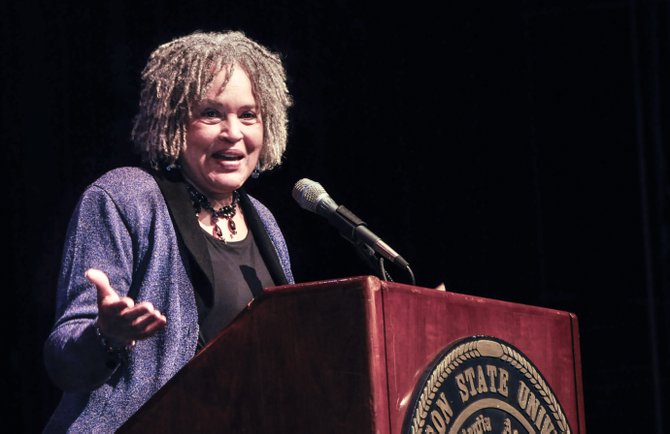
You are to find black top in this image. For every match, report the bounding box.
[196,229,275,344]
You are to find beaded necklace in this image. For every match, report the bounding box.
[187,185,240,241]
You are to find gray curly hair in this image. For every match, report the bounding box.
[131,30,293,172]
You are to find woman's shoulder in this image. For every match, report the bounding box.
[87,166,162,202]
[94,166,155,188]
[245,193,274,219]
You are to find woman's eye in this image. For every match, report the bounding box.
[240,111,258,120]
[199,109,222,124]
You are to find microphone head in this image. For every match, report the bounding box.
[292,178,328,213]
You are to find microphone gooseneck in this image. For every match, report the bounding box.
[292,178,415,285]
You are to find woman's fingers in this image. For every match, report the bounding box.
[86,268,119,303]
[86,269,166,341]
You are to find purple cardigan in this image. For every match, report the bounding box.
[43,167,293,433]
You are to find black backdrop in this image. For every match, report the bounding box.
[4,0,669,432]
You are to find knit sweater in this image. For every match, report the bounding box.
[43,167,293,433]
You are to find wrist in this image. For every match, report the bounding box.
[94,319,136,366]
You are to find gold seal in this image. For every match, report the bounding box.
[404,336,570,434]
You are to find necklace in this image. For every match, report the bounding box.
[187,185,240,241]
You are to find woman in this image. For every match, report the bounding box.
[43,30,294,433]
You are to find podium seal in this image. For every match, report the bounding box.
[403,336,571,434]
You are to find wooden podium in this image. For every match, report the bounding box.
[118,276,586,433]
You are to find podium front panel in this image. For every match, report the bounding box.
[379,280,584,433]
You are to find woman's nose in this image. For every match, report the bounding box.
[218,116,244,142]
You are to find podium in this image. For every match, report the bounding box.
[118,276,586,433]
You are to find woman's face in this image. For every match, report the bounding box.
[182,65,263,200]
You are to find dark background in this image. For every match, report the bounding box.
[3,0,669,432]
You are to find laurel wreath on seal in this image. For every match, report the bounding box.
[409,338,570,434]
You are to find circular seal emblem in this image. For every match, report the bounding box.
[403,336,571,434]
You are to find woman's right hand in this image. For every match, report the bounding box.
[85,268,167,346]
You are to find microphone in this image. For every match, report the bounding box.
[292,178,410,269]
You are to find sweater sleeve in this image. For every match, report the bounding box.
[43,183,136,391]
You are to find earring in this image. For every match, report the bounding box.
[251,162,261,179]
[165,162,180,172]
